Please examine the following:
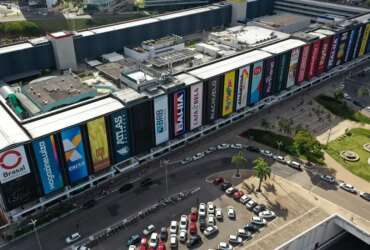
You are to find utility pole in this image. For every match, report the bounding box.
[29,219,43,250]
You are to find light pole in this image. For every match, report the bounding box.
[161,159,170,195]
[29,219,43,250]
[277,141,283,155]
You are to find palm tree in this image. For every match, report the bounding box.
[231,151,247,178]
[253,157,271,192]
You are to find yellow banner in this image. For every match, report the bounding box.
[87,117,110,172]
[359,23,370,57]
[222,71,236,117]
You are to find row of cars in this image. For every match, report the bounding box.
[319,175,370,201]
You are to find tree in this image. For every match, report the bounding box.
[357,87,369,97]
[260,118,270,129]
[231,151,247,178]
[293,130,324,162]
[253,158,271,192]
[334,88,344,102]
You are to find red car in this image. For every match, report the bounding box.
[157,241,166,250]
[139,245,147,250]
[190,212,198,222]
[233,190,244,200]
[213,177,224,185]
[189,222,197,235]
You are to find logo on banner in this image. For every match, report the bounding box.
[174,91,185,135]
[209,80,217,120]
[156,109,165,133]
[38,140,56,190]
[253,66,262,75]
[0,146,31,184]
[0,150,21,169]
[225,79,233,111]
[114,115,130,156]
[265,60,275,94]
[328,36,339,68]
[63,134,83,163]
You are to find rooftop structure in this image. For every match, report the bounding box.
[249,13,312,33]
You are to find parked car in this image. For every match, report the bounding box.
[192,152,205,160]
[253,204,266,214]
[260,149,273,157]
[259,210,276,219]
[186,234,202,248]
[143,225,156,236]
[237,229,251,239]
[179,215,188,230]
[220,181,232,191]
[251,216,266,226]
[179,230,187,243]
[199,217,207,231]
[170,234,177,248]
[127,234,141,246]
[208,146,217,152]
[217,242,233,250]
[229,234,242,245]
[119,183,134,193]
[274,155,285,163]
[233,191,244,200]
[246,200,257,210]
[239,194,251,204]
[160,227,168,241]
[227,207,236,219]
[287,160,302,170]
[339,183,357,193]
[230,143,243,149]
[157,241,166,250]
[199,203,207,217]
[246,145,260,153]
[170,221,178,234]
[149,233,158,248]
[360,192,370,201]
[207,202,215,215]
[225,187,237,195]
[244,223,259,233]
[213,176,224,185]
[217,144,230,150]
[190,211,198,222]
[203,225,219,237]
[215,208,223,220]
[320,175,336,184]
[207,215,216,226]
[129,245,136,250]
[189,222,197,235]
[65,232,81,244]
[180,157,192,165]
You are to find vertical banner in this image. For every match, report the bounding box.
[110,109,131,163]
[154,95,169,145]
[336,32,349,66]
[221,71,236,117]
[327,35,340,70]
[353,25,364,59]
[317,37,332,74]
[297,44,310,83]
[87,117,110,172]
[344,28,357,63]
[358,23,370,57]
[60,126,89,184]
[204,77,220,123]
[307,40,321,79]
[173,90,186,136]
[263,58,275,96]
[286,47,301,88]
[190,83,203,130]
[249,61,264,104]
[32,135,64,194]
[235,65,250,111]
[276,53,290,92]
[0,146,31,184]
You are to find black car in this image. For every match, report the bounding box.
[253,204,266,214]
[220,181,232,191]
[160,227,168,241]
[199,218,206,231]
[186,234,202,248]
[246,146,260,153]
[244,223,259,233]
[119,183,134,193]
[140,178,153,187]
[82,199,96,209]
[360,192,370,201]
[127,234,141,246]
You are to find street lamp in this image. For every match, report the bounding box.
[160,159,170,195]
[29,219,43,250]
[277,141,283,155]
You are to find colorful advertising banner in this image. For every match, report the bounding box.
[297,44,311,83]
[308,40,321,79]
[358,23,370,57]
[110,109,131,163]
[87,117,110,172]
[0,146,31,184]
[154,95,169,145]
[286,47,301,88]
[336,32,349,66]
[249,61,264,104]
[276,53,290,92]
[236,65,250,111]
[173,90,186,136]
[317,37,332,74]
[344,28,357,63]
[221,71,236,117]
[190,83,203,130]
[327,35,340,70]
[61,126,89,184]
[263,58,275,96]
[353,25,364,59]
[205,77,220,123]
[32,135,64,194]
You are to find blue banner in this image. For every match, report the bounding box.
[249,61,264,104]
[32,136,64,194]
[61,126,89,184]
[110,109,131,163]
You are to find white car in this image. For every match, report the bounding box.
[170,220,178,234]
[260,149,273,157]
[320,175,336,184]
[339,183,357,193]
[199,203,207,217]
[274,155,285,163]
[229,234,242,245]
[170,234,177,247]
[251,216,266,225]
[143,224,156,236]
[227,207,236,219]
[65,232,81,244]
[207,202,215,214]
[217,144,230,150]
[218,242,233,250]
[343,93,351,100]
[225,187,236,195]
[180,157,192,165]
[192,152,205,160]
[149,233,158,248]
[179,214,188,230]
[179,230,187,243]
[203,225,218,237]
[230,144,243,149]
[365,106,370,112]
[239,194,251,204]
[207,214,216,226]
[237,228,251,238]
[288,160,301,170]
[215,208,223,220]
[259,210,276,219]
[128,245,136,250]
[246,200,257,210]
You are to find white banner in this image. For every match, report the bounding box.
[0,146,31,184]
[154,95,169,145]
[190,83,203,130]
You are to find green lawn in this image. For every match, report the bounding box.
[315,95,370,124]
[326,128,370,182]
